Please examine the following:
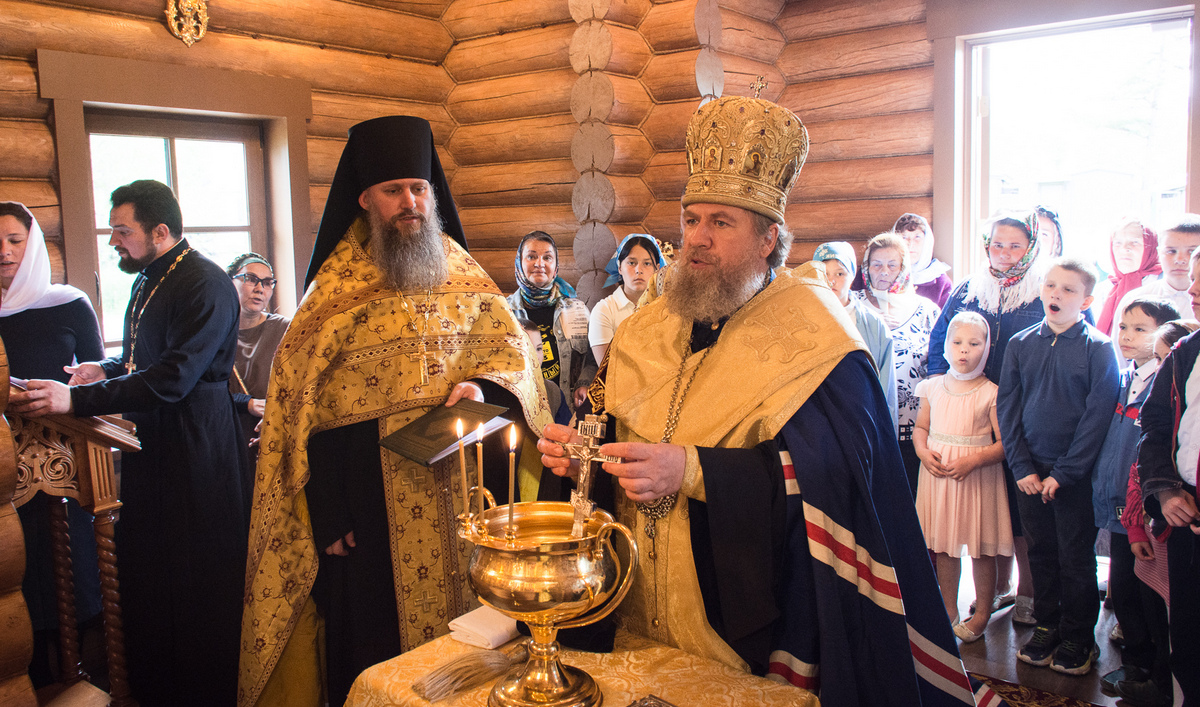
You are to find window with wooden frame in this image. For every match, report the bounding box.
[86,111,269,347]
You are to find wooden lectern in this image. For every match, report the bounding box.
[2,345,140,706]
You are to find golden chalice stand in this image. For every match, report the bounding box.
[458,415,636,707]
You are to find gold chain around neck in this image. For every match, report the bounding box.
[125,246,192,374]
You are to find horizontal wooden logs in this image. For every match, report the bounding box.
[786,196,933,243]
[0,59,47,120]
[641,100,699,152]
[570,23,652,77]
[444,25,574,83]
[452,159,579,208]
[643,151,687,199]
[0,674,37,707]
[719,0,785,23]
[438,146,458,180]
[778,23,932,83]
[792,154,933,203]
[804,111,933,163]
[443,0,574,40]
[0,582,33,679]
[717,8,785,64]
[0,179,60,241]
[307,137,454,184]
[0,120,54,181]
[346,0,450,20]
[52,0,453,62]
[307,137,344,185]
[451,115,576,167]
[643,199,683,241]
[568,0,653,27]
[640,1,702,53]
[607,176,654,223]
[780,66,934,123]
[0,2,452,103]
[608,127,654,175]
[776,0,925,42]
[641,50,706,102]
[718,53,784,101]
[457,204,578,248]
[569,73,652,127]
[448,69,575,125]
[308,92,455,142]
[310,184,330,232]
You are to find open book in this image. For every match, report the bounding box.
[379,398,510,466]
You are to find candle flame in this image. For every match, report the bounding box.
[456,419,463,438]
[476,422,485,442]
[509,423,516,450]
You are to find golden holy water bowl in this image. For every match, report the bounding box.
[463,501,638,707]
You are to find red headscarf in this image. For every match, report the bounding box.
[1098,221,1161,335]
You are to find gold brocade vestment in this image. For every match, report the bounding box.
[238,218,551,707]
[603,263,866,678]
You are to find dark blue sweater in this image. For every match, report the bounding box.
[1092,368,1153,533]
[997,318,1120,487]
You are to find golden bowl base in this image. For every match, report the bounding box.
[487,662,602,707]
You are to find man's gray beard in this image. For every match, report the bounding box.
[367,206,448,292]
[663,249,767,324]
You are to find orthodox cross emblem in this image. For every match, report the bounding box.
[750,75,768,98]
[744,305,817,363]
[560,413,622,538]
[408,339,436,386]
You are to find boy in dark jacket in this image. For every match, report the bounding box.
[1094,297,1178,705]
[998,258,1121,675]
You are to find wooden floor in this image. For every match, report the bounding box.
[954,557,1121,707]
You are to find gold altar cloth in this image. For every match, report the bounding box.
[344,631,816,707]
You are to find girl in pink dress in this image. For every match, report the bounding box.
[914,311,1014,642]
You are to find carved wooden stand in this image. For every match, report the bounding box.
[8,389,140,707]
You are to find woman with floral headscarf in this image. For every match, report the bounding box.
[506,230,597,409]
[852,232,941,493]
[0,201,104,686]
[926,210,1048,625]
[1096,217,1161,339]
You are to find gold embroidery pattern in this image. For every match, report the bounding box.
[238,216,550,707]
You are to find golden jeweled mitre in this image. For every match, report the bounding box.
[682,96,809,224]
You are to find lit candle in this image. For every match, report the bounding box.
[508,424,517,532]
[456,419,467,515]
[476,423,486,517]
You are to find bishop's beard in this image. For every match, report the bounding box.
[663,245,767,325]
[367,204,448,292]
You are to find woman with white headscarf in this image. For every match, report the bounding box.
[0,201,104,686]
[894,213,954,307]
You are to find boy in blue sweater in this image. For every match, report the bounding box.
[1093,297,1179,705]
[998,258,1121,675]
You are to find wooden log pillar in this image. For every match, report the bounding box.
[568,0,655,306]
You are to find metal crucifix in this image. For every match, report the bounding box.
[561,413,622,538]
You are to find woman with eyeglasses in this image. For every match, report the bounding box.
[227,253,290,447]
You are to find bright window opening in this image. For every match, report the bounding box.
[972,17,1191,275]
[86,113,266,348]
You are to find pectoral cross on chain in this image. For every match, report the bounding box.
[408,339,434,385]
[561,413,622,538]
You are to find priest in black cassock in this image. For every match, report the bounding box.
[12,179,250,706]
[540,96,991,706]
[237,116,551,707]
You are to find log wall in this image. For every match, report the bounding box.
[0,0,936,301]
